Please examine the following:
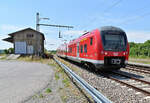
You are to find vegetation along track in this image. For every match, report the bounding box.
[126,64,150,74]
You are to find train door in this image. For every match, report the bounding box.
[77,42,79,57]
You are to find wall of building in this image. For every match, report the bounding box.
[13,30,44,55]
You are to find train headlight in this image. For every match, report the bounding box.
[126,52,128,55]
[104,52,108,55]
[123,52,126,55]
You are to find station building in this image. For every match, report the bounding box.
[3,28,45,55]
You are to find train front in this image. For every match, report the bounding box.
[98,26,129,69]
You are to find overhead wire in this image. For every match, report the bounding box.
[111,3,150,26]
[103,0,123,12]
[79,0,123,30]
[119,11,150,25]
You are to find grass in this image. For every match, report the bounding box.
[61,95,67,103]
[62,78,70,87]
[0,54,6,56]
[129,56,150,64]
[55,73,60,80]
[129,55,150,59]
[45,88,52,93]
[18,56,57,67]
[32,94,38,99]
[0,54,7,60]
[39,93,44,98]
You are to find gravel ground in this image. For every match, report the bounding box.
[120,68,150,86]
[0,60,54,103]
[24,59,90,103]
[57,57,150,103]
[0,59,90,103]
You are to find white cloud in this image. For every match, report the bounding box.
[126,31,150,43]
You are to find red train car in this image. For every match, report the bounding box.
[57,26,129,70]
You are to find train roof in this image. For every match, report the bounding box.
[68,26,125,45]
[99,26,125,33]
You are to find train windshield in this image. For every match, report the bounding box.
[101,31,127,51]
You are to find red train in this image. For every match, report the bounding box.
[57,26,129,70]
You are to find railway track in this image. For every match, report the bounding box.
[126,64,150,74]
[54,57,112,103]
[61,58,150,96]
[56,57,150,102]
[104,70,150,96]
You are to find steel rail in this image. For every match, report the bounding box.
[111,71,150,85]
[108,76,150,96]
[54,58,112,103]
[104,71,150,96]
[126,66,150,74]
[127,64,150,71]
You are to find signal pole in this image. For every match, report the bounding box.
[36,12,73,33]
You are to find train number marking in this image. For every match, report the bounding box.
[111,59,121,64]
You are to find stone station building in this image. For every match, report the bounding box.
[3,28,45,55]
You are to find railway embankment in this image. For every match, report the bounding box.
[57,56,150,103]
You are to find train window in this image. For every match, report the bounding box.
[69,47,72,53]
[90,37,93,45]
[77,46,79,53]
[80,45,83,53]
[84,44,87,53]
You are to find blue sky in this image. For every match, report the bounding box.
[1,0,150,50]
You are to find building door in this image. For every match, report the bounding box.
[27,45,33,54]
[77,42,79,57]
[15,42,27,54]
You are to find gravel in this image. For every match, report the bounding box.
[58,58,150,103]
[25,59,90,103]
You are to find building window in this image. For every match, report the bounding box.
[80,45,83,53]
[84,44,87,53]
[90,37,93,45]
[27,34,34,38]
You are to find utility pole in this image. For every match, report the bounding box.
[36,12,40,31]
[36,12,73,33]
[36,12,50,31]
